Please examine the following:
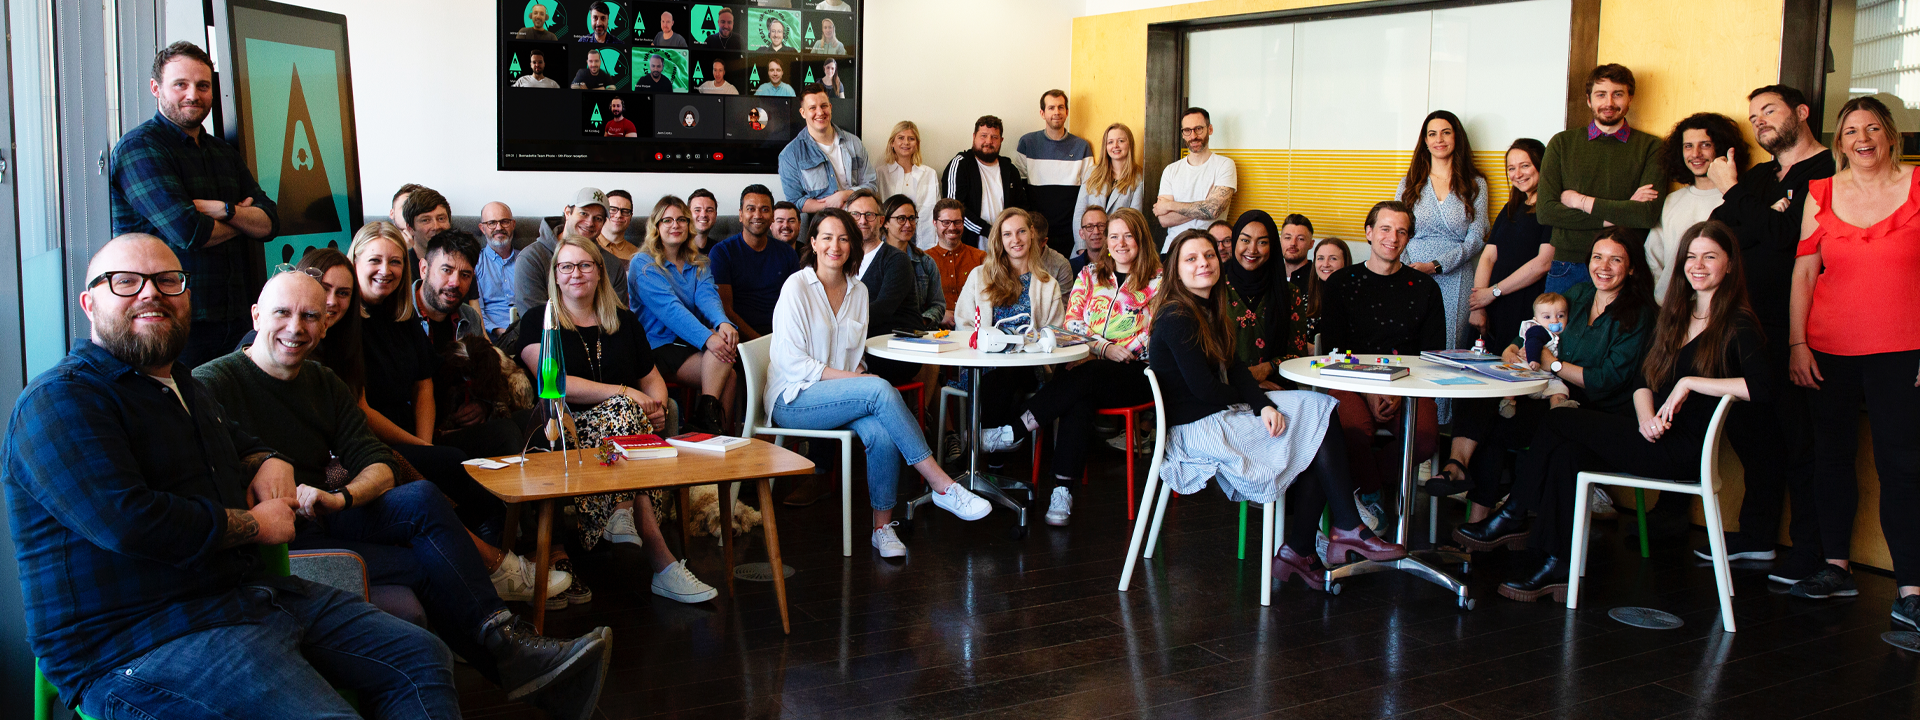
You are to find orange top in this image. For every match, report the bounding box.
[1798,171,1920,356]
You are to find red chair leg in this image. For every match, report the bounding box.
[1031,427,1043,486]
[1124,409,1137,520]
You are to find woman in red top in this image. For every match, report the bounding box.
[1789,96,1920,625]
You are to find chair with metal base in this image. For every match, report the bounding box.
[740,335,860,556]
[1569,395,1739,633]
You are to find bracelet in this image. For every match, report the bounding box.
[1789,342,1807,348]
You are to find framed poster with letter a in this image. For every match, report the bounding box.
[215,0,364,269]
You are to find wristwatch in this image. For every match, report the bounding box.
[333,487,354,511]
[1550,361,1564,374]
[1489,287,1502,298]
[221,200,234,221]
[1433,261,1445,274]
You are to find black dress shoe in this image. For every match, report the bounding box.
[1453,502,1530,552]
[1499,554,1569,603]
[693,394,728,435]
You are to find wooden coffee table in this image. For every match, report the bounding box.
[466,439,814,633]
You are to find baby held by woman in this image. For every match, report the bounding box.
[1498,292,1577,417]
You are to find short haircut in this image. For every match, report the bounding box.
[933,198,965,216]
[845,188,881,210]
[425,229,480,267]
[800,83,832,102]
[741,184,774,204]
[1040,89,1068,110]
[152,41,213,83]
[1206,219,1231,233]
[1532,292,1569,310]
[974,115,1003,134]
[605,189,633,203]
[1282,213,1314,234]
[589,1,610,16]
[1749,84,1809,113]
[1030,212,1050,240]
[528,48,546,61]
[1181,107,1211,124]
[772,200,799,214]
[402,187,450,229]
[1364,200,1416,236]
[688,188,716,205]
[391,183,425,206]
[1080,204,1109,223]
[1585,63,1636,95]
[718,7,732,17]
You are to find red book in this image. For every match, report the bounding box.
[603,434,678,460]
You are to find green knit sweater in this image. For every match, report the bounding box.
[1535,125,1666,262]
[194,350,394,488]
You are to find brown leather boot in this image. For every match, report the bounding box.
[781,473,833,507]
[1325,525,1410,564]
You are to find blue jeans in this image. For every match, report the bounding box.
[771,376,930,511]
[1544,261,1589,295]
[290,481,508,682]
[78,578,458,719]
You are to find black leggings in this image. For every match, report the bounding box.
[1283,414,1365,555]
[1727,331,1820,552]
[1810,349,1920,585]
[1449,395,1551,507]
[1509,407,1700,558]
[1017,359,1153,492]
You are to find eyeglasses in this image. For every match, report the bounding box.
[848,211,883,222]
[88,270,190,297]
[934,219,964,227]
[556,261,600,275]
[1080,223,1106,232]
[887,215,917,224]
[607,208,634,218]
[1180,127,1207,137]
[656,216,690,226]
[271,263,324,280]
[479,219,516,228]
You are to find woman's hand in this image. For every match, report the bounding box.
[1366,393,1401,424]
[1410,261,1439,275]
[1656,376,1691,424]
[1260,406,1287,437]
[1102,342,1133,363]
[1468,308,1487,334]
[1468,287,1496,310]
[622,386,668,427]
[1638,413,1669,443]
[709,324,740,364]
[1248,362,1272,382]
[1789,344,1822,389]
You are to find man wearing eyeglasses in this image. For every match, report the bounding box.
[1069,205,1109,276]
[1152,106,1237,253]
[110,42,280,369]
[475,202,521,338]
[923,198,984,328]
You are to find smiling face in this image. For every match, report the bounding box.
[419,249,475,316]
[890,128,918,164]
[1505,148,1539,196]
[528,3,548,28]
[1278,222,1311,264]
[800,88,832,133]
[821,18,836,40]
[1838,107,1895,170]
[810,216,853,274]
[82,236,192,371]
[586,52,603,72]
[1683,235,1730,294]
[1588,237,1631,293]
[1234,222,1271,272]
[1587,79,1632,127]
[689,195,717,234]
[935,207,964,245]
[568,202,608,239]
[1180,112,1211,154]
[1208,223,1233,260]
[153,57,214,130]
[1042,94,1068,132]
[1104,127,1131,161]
[609,97,625,118]
[318,265,354,330]
[741,192,773,237]
[772,207,801,242]
[407,205,452,250]
[1424,117,1456,161]
[711,60,726,82]
[768,19,787,47]
[1365,209,1412,264]
[885,203,917,244]
[848,195,882,244]
[602,195,632,238]
[767,59,785,84]
[717,9,733,36]
[660,12,674,34]
[1314,241,1347,280]
[972,125,1003,157]
[590,8,608,35]
[655,203,690,249]
[554,244,602,304]
[1681,128,1717,179]
[355,237,407,305]
[1107,216,1138,267]
[251,273,328,372]
[997,215,1032,262]
[1175,234,1220,295]
[1081,209,1109,252]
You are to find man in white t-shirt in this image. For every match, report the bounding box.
[510,48,560,88]
[941,116,1030,247]
[1153,107,1237,251]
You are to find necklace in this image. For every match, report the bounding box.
[577,326,604,382]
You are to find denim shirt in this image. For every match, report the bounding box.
[902,243,944,329]
[777,127,876,204]
[476,245,519,331]
[629,254,732,349]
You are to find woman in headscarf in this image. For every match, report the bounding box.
[1223,210,1312,390]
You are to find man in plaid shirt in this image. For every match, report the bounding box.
[109,41,279,369]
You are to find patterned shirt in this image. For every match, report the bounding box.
[109,111,280,322]
[3,341,283,700]
[993,274,1035,325]
[1064,265,1160,358]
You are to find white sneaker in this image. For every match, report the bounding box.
[1498,397,1517,419]
[604,507,642,547]
[931,482,992,521]
[1315,531,1331,565]
[980,425,1024,452]
[491,551,571,603]
[1045,487,1073,526]
[872,522,907,558]
[1588,485,1618,515]
[650,560,718,603]
[1354,492,1383,535]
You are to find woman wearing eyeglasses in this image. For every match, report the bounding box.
[882,194,944,331]
[509,235,719,606]
[846,189,922,386]
[628,195,740,434]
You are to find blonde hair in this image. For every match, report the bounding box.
[348,221,415,322]
[980,208,1053,306]
[882,121,923,168]
[547,234,624,334]
[638,194,708,270]
[1084,123,1143,196]
[1832,95,1902,171]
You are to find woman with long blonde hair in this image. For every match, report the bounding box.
[953,208,1065,463]
[1070,123,1146,252]
[629,194,739,433]
[877,120,942,248]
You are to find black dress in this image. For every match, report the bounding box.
[359,303,437,429]
[1483,200,1553,346]
[507,304,657,413]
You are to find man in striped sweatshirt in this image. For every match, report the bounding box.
[1016,89,1093,258]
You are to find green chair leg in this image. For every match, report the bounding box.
[1236,501,1248,560]
[1634,489,1651,558]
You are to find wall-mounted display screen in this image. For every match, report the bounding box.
[498,0,861,173]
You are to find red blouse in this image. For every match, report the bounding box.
[1798,171,1920,355]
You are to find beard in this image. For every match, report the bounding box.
[160,98,209,129]
[424,285,465,315]
[97,301,190,369]
[1762,117,1804,155]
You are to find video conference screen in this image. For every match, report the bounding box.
[498,1,862,173]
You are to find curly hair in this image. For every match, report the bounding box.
[1661,112,1748,185]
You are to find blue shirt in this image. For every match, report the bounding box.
[4,341,284,700]
[709,233,801,334]
[628,254,733,349]
[109,111,280,322]
[777,127,876,205]
[476,245,520,331]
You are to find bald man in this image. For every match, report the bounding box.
[476,200,521,335]
[3,235,459,719]
[195,271,609,720]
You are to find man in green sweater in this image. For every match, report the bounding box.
[1536,63,1665,293]
[194,271,612,720]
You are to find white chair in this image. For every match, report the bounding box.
[1116,368,1289,606]
[739,335,859,557]
[1569,395,1739,633]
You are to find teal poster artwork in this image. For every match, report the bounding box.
[244,38,353,266]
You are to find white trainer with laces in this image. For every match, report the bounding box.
[872,522,907,557]
[491,551,571,603]
[980,425,1024,452]
[931,481,992,520]
[650,560,717,603]
[1045,487,1073,526]
[604,507,642,547]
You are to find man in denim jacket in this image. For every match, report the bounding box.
[777,83,876,214]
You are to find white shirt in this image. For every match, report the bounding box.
[978,160,1005,226]
[815,136,850,190]
[1157,152,1238,249]
[878,162,942,249]
[1645,184,1726,302]
[152,375,191,414]
[696,80,738,95]
[767,267,870,412]
[512,75,560,88]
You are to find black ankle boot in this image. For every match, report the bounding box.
[484,616,612,716]
[693,394,727,434]
[1452,502,1529,552]
[1498,555,1570,603]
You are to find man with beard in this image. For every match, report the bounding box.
[633,53,671,93]
[513,187,628,318]
[1701,84,1836,583]
[570,51,619,90]
[511,48,559,87]
[1153,107,1236,251]
[110,42,280,369]
[711,185,796,339]
[703,7,742,50]
[602,97,639,137]
[689,188,721,253]
[414,230,487,346]
[476,201,522,337]
[777,84,876,213]
[941,115,1032,248]
[1279,213,1315,291]
[770,200,802,254]
[514,2,557,41]
[5,236,449,719]
[575,1,619,45]
[1536,64,1665,292]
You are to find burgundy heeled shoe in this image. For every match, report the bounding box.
[1325,525,1410,564]
[1273,545,1330,592]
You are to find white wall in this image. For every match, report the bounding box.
[250,0,1078,219]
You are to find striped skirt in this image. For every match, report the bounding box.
[1160,390,1339,504]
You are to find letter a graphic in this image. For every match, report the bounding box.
[276,66,341,235]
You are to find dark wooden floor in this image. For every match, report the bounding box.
[455,449,1920,719]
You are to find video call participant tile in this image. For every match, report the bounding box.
[795,57,852,97]
[632,2,694,48]
[655,96,725,140]
[569,0,633,46]
[724,95,791,141]
[505,0,572,40]
[631,48,691,93]
[746,8,802,55]
[689,52,745,95]
[796,11,854,55]
[582,93,651,137]
[504,43,568,89]
[805,0,854,13]
[688,4,746,51]
[569,45,627,90]
[745,55,798,97]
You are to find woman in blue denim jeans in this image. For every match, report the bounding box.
[766,208,992,558]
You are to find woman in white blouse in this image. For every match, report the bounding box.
[876,120,941,249]
[1070,123,1146,253]
[766,209,991,558]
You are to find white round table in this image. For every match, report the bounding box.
[1279,355,1547,609]
[865,335,1090,533]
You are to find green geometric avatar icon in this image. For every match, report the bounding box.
[692,62,705,83]
[509,55,522,77]
[590,104,603,128]
[603,2,624,33]
[750,64,761,86]
[598,49,622,77]
[692,5,721,43]
[805,22,816,45]
[630,8,644,33]
[804,66,814,84]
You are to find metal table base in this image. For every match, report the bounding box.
[905,366,1030,529]
[1322,398,1474,609]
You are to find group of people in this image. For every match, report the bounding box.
[9,39,1918,720]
